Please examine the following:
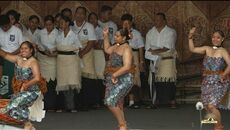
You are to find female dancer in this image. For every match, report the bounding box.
[0,41,46,130]
[103,27,135,130]
[188,27,230,130]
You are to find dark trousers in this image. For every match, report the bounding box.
[129,85,141,102]
[57,89,78,110]
[78,77,100,108]
[140,72,150,101]
[96,79,106,106]
[44,79,57,110]
[155,82,176,105]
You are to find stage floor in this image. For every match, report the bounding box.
[2,104,230,130]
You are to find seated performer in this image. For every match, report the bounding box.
[0,41,47,130]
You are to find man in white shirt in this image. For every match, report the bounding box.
[0,14,24,98]
[98,5,117,45]
[73,6,98,111]
[145,13,177,109]
[121,13,145,109]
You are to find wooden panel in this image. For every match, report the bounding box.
[0,1,12,13]
[112,1,153,35]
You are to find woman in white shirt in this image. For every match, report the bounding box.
[88,12,105,108]
[24,15,41,50]
[56,14,82,112]
[37,15,59,111]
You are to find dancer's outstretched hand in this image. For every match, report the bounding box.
[103,27,109,37]
[189,27,196,34]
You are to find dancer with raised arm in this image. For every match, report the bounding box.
[188,27,230,130]
[103,27,135,130]
[0,41,46,130]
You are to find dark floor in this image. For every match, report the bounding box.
[25,104,230,130]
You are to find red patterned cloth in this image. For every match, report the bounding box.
[0,113,23,125]
[0,99,9,108]
[0,99,23,125]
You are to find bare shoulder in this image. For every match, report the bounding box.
[124,44,132,51]
[29,57,39,66]
[220,47,229,54]
[204,45,212,50]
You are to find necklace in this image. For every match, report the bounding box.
[213,45,221,49]
[22,55,32,61]
[116,41,126,46]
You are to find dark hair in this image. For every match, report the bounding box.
[20,41,35,56]
[29,15,40,22]
[55,13,61,19]
[61,8,72,15]
[156,12,166,21]
[88,12,98,21]
[213,30,225,38]
[75,6,87,15]
[118,28,130,41]
[121,13,133,22]
[6,10,21,23]
[60,14,71,26]
[44,15,54,23]
[100,5,112,13]
[0,15,10,26]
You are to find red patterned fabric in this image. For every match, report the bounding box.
[0,99,23,125]
[0,113,23,125]
[0,99,9,108]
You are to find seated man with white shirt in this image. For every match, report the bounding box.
[0,14,24,98]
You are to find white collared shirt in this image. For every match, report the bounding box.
[98,20,117,44]
[128,28,144,49]
[145,25,177,51]
[72,21,97,43]
[38,28,59,51]
[145,25,177,72]
[0,25,24,53]
[24,28,41,45]
[95,25,103,41]
[56,29,82,50]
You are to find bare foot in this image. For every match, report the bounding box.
[214,124,224,130]
[24,121,36,130]
[119,123,127,130]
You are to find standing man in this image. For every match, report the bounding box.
[73,6,97,111]
[145,13,177,108]
[0,14,24,98]
[98,5,117,45]
[121,13,145,108]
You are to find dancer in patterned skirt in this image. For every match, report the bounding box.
[188,27,230,130]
